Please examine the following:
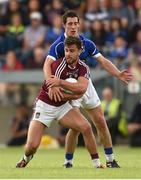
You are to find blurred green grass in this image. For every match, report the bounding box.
[0,146,141,179]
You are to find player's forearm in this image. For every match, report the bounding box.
[60,80,87,94]
[43,58,54,80]
[62,93,83,101]
[101,58,121,78]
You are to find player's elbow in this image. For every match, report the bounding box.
[76,80,88,94]
[82,86,87,94]
[43,61,46,73]
[43,58,54,78]
[43,59,48,72]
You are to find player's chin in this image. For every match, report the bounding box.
[67,59,74,64]
[70,32,77,37]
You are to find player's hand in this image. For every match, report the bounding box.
[118,70,133,85]
[48,87,64,102]
[46,75,61,88]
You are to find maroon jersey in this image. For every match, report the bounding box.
[38,58,90,106]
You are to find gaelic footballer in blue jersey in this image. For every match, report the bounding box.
[47,33,101,61]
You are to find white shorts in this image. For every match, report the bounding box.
[32,99,73,127]
[70,78,101,109]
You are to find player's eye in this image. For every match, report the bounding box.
[70,49,74,53]
[68,22,72,26]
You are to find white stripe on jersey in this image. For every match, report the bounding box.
[55,58,66,78]
[46,55,56,61]
[55,58,65,77]
[58,63,66,78]
[93,52,101,58]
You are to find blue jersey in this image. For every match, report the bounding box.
[47,34,101,61]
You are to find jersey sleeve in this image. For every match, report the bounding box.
[46,37,64,61]
[87,39,101,58]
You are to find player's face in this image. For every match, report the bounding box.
[64,17,79,37]
[65,45,81,66]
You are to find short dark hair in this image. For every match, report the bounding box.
[62,10,79,24]
[64,36,82,49]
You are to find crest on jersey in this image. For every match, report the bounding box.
[35,112,40,118]
[67,69,79,79]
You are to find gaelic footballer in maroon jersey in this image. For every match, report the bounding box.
[16,36,104,169]
[38,57,89,106]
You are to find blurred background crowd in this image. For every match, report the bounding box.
[1,0,141,70]
[0,0,141,148]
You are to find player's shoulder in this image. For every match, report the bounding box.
[78,60,89,70]
[50,34,65,49]
[80,34,96,47]
[78,60,90,78]
[51,58,66,75]
[51,58,65,68]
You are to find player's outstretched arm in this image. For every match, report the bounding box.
[61,93,83,101]
[96,55,133,84]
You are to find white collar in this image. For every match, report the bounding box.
[68,65,76,69]
[64,33,79,38]
[64,33,67,38]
